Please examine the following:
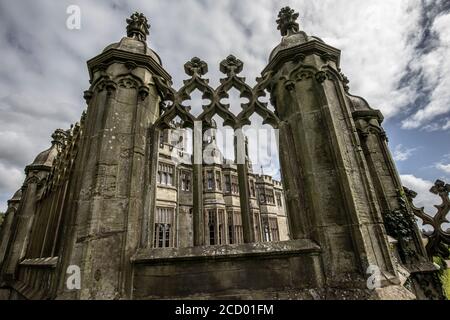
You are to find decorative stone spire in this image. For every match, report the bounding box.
[276,6,300,36]
[126,12,150,41]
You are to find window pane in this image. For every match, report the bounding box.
[165,224,171,247]
[158,224,164,247]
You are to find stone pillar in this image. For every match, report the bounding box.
[235,129,255,243]
[0,190,22,277]
[59,13,172,299]
[192,123,204,246]
[2,168,48,278]
[353,109,432,266]
[263,7,400,290]
[141,125,160,248]
[352,108,441,298]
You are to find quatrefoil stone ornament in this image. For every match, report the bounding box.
[184,57,208,77]
[220,55,243,76]
[430,179,450,195]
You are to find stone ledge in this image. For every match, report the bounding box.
[19,257,58,268]
[132,239,321,264]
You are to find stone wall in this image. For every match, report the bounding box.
[132,240,323,299]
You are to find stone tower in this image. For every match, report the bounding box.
[263,7,437,297]
[56,12,172,299]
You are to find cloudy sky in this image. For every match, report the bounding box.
[0,0,449,216]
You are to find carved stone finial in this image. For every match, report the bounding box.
[126,12,150,41]
[430,179,450,195]
[220,55,243,76]
[51,129,68,148]
[276,7,300,36]
[184,57,208,77]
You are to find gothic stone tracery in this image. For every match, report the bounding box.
[0,8,446,300]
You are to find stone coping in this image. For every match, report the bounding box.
[87,48,172,82]
[132,239,321,264]
[262,39,341,75]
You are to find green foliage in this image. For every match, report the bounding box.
[433,249,450,299]
[0,212,4,228]
[443,269,450,299]
[384,190,416,240]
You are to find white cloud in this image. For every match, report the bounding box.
[0,162,24,212]
[436,162,450,174]
[283,0,424,118]
[443,119,450,130]
[402,11,450,129]
[393,144,418,161]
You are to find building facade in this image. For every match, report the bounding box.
[154,121,289,248]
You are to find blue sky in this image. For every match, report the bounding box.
[0,0,449,215]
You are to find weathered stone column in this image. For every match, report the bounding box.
[2,164,51,278]
[58,13,172,299]
[353,109,432,265]
[235,129,255,243]
[352,107,440,297]
[0,190,22,277]
[264,7,401,292]
[192,122,204,246]
[141,125,160,248]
